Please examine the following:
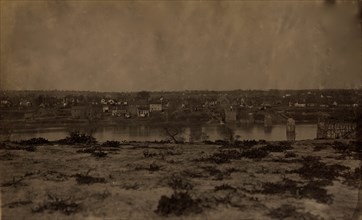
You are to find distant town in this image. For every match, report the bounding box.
[0,89,360,128]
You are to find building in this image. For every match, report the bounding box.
[137,107,150,117]
[111,106,127,117]
[149,102,163,112]
[128,100,148,116]
[294,103,306,108]
[19,100,32,107]
[0,100,11,108]
[102,106,110,113]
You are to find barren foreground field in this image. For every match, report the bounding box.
[0,139,361,220]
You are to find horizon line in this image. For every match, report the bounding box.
[1,88,362,94]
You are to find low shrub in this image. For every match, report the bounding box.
[19,137,49,146]
[57,131,96,145]
[143,150,158,158]
[260,143,293,152]
[234,139,259,148]
[241,148,269,159]
[73,171,106,185]
[313,143,328,152]
[102,140,121,148]
[202,149,243,164]
[155,192,202,216]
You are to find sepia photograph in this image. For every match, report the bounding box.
[0,0,361,219]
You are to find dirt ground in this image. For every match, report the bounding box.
[0,139,361,220]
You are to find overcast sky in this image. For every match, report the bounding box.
[1,0,361,91]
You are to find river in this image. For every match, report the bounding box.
[1,123,317,142]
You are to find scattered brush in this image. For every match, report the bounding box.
[3,200,32,208]
[201,166,225,180]
[313,143,328,152]
[25,145,37,152]
[132,163,161,172]
[91,189,111,200]
[144,149,183,158]
[19,137,49,146]
[149,162,161,172]
[42,170,68,182]
[342,166,361,188]
[0,152,15,161]
[224,167,240,174]
[200,149,243,164]
[293,156,349,180]
[214,140,229,145]
[1,176,27,187]
[120,183,140,190]
[332,141,353,153]
[241,148,269,159]
[143,150,159,158]
[260,142,293,152]
[262,179,300,195]
[32,194,80,215]
[285,152,297,158]
[168,175,193,191]
[261,178,333,204]
[0,143,36,151]
[102,140,121,148]
[203,140,217,145]
[155,192,202,216]
[73,169,106,185]
[76,147,96,154]
[237,140,259,147]
[57,130,96,145]
[181,169,207,179]
[214,184,237,192]
[300,182,334,204]
[268,204,320,220]
[91,150,108,158]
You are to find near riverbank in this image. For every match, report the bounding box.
[0,137,360,220]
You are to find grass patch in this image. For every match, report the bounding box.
[268,204,320,220]
[32,194,80,215]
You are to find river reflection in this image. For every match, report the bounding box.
[2,124,317,142]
